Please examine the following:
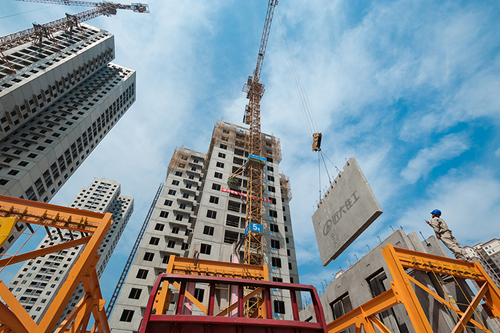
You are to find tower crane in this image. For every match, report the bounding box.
[0,0,149,72]
[230,0,278,268]
[14,0,149,13]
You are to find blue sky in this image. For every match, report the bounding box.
[1,0,500,305]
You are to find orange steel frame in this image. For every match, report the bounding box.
[153,255,269,316]
[0,195,113,333]
[327,244,500,333]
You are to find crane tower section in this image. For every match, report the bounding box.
[241,0,278,268]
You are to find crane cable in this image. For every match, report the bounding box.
[276,8,340,200]
[276,9,318,138]
[0,4,57,20]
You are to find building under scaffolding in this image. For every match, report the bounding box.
[108,120,299,332]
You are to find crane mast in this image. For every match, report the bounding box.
[241,0,278,268]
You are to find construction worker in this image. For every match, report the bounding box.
[426,209,468,261]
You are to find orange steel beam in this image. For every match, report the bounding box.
[166,255,268,279]
[369,315,392,333]
[406,274,490,331]
[215,287,265,317]
[328,244,500,333]
[475,257,500,319]
[56,294,93,333]
[153,255,176,315]
[327,288,400,332]
[0,236,90,267]
[82,260,109,333]
[0,279,37,333]
[392,245,484,281]
[451,283,489,333]
[170,281,208,314]
[381,244,434,333]
[0,195,113,333]
[0,194,107,234]
[35,213,111,332]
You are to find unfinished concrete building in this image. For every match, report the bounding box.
[300,230,500,333]
[109,120,299,332]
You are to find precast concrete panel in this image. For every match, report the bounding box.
[312,157,382,266]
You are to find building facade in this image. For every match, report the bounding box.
[464,239,500,289]
[109,120,300,332]
[6,178,133,323]
[299,230,499,333]
[0,23,136,255]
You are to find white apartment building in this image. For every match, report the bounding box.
[0,23,136,255]
[464,238,500,288]
[108,120,300,332]
[6,178,134,323]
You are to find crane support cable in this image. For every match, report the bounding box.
[276,9,343,198]
[0,4,57,20]
[321,150,341,174]
[320,152,332,184]
[276,9,319,138]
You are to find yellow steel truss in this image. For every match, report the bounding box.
[242,77,265,268]
[327,244,500,333]
[0,195,113,333]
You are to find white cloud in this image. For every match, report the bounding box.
[400,133,470,183]
[397,168,500,245]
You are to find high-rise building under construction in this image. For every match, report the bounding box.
[0,23,136,255]
[109,120,299,332]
